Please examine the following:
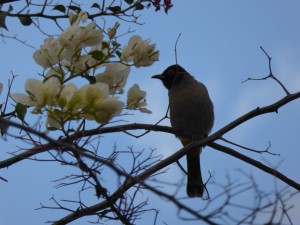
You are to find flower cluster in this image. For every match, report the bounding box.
[121,36,159,68]
[127,84,151,114]
[95,63,130,95]
[12,11,157,130]
[12,68,64,113]
[33,11,103,74]
[67,83,124,124]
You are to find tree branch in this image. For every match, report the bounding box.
[0,91,300,224]
[208,142,300,191]
[1,90,299,168]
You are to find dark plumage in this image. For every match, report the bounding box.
[152,64,214,197]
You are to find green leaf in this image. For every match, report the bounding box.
[124,0,134,4]
[101,42,109,50]
[8,5,13,12]
[47,126,59,131]
[108,6,121,13]
[15,102,27,122]
[83,75,96,84]
[0,120,8,136]
[89,50,104,61]
[135,3,144,10]
[0,11,8,30]
[52,4,66,13]
[18,16,32,26]
[111,41,120,48]
[116,50,122,58]
[91,3,101,9]
[68,5,81,12]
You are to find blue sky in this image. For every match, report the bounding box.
[1,0,300,224]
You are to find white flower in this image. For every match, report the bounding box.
[11,77,62,113]
[68,83,124,123]
[45,66,65,80]
[122,35,141,62]
[133,40,159,67]
[87,42,110,69]
[57,83,77,108]
[61,54,94,74]
[81,22,104,46]
[95,63,130,94]
[126,84,151,114]
[69,11,88,26]
[59,21,103,62]
[46,83,78,129]
[33,37,61,69]
[122,35,159,68]
[33,11,104,71]
[92,99,124,124]
[46,109,63,130]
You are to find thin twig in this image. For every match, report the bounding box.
[242,46,290,95]
[174,33,181,65]
[220,137,278,156]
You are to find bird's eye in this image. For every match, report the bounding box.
[167,70,175,76]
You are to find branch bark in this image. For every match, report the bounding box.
[0,91,299,224]
[1,91,299,168]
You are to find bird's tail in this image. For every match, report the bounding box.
[186,149,204,198]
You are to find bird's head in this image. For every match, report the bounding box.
[151,64,187,89]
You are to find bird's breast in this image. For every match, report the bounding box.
[168,83,214,139]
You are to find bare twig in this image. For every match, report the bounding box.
[220,138,278,156]
[242,46,290,95]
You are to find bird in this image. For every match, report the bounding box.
[152,64,214,198]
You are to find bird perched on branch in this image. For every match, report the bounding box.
[152,64,214,198]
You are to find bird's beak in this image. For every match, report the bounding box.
[151,74,164,80]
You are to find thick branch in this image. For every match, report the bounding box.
[52,137,300,224]
[1,91,299,169]
[209,143,300,191]
[210,91,300,138]
[0,123,174,168]
[0,144,53,168]
[0,91,300,223]
[52,142,218,225]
